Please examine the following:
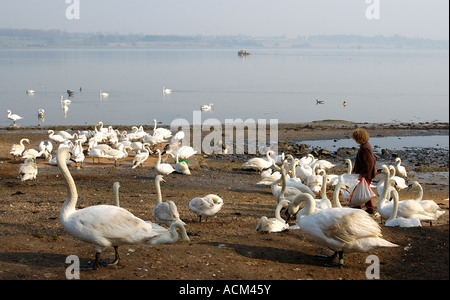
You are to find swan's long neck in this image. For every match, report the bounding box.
[320,173,328,199]
[414,182,424,202]
[387,189,399,222]
[290,193,315,217]
[279,163,287,198]
[377,166,391,211]
[333,184,343,208]
[57,150,78,222]
[156,151,161,166]
[288,156,297,178]
[346,159,352,174]
[153,119,158,131]
[113,184,120,207]
[155,178,162,205]
[275,200,289,222]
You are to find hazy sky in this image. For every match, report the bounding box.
[0,0,448,40]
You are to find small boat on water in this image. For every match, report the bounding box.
[238,49,251,56]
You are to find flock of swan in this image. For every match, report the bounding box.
[7,120,446,270]
[9,120,227,270]
[246,149,445,267]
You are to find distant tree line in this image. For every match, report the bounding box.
[0,28,447,49]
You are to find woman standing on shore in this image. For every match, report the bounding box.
[352,128,377,214]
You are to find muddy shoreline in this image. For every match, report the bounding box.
[0,120,448,280]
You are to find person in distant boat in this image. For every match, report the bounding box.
[352,128,377,214]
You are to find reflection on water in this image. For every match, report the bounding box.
[0,48,448,127]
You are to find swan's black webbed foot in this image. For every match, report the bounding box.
[317,251,344,268]
[99,246,120,267]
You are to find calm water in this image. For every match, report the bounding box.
[0,48,448,128]
[293,135,449,151]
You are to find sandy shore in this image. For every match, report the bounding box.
[0,121,448,281]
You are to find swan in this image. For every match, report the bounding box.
[376,165,436,224]
[256,200,290,234]
[376,165,407,196]
[6,110,23,124]
[306,165,324,195]
[316,99,324,104]
[162,86,173,94]
[39,141,53,155]
[55,147,189,270]
[200,103,214,111]
[284,156,316,197]
[71,140,85,168]
[18,158,38,182]
[21,148,50,160]
[153,175,185,226]
[60,95,71,106]
[271,161,302,202]
[256,168,281,186]
[243,150,275,172]
[174,154,191,175]
[407,181,445,224]
[385,189,422,228]
[99,90,109,97]
[152,119,172,139]
[87,147,106,163]
[26,89,35,95]
[286,193,398,267]
[132,148,150,169]
[38,109,45,118]
[189,194,224,222]
[103,144,131,166]
[10,138,30,160]
[155,149,175,175]
[393,157,407,178]
[48,130,66,144]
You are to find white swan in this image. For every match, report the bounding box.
[21,148,49,160]
[155,149,175,175]
[174,154,191,175]
[162,86,173,94]
[71,140,85,168]
[286,192,398,267]
[99,90,109,97]
[18,158,38,182]
[132,148,150,169]
[153,175,185,226]
[393,157,407,178]
[88,147,106,163]
[102,144,130,166]
[152,119,172,139]
[408,181,445,223]
[271,161,302,202]
[243,150,275,172]
[376,165,407,196]
[256,168,281,186]
[38,109,45,119]
[48,130,66,144]
[56,147,189,270]
[60,95,71,106]
[6,110,23,124]
[10,138,30,160]
[385,189,422,228]
[26,89,35,95]
[39,141,53,155]
[200,103,214,111]
[189,194,224,222]
[377,165,436,224]
[256,200,290,234]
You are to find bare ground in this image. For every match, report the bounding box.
[0,122,448,281]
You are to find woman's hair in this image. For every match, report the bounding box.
[352,128,370,144]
